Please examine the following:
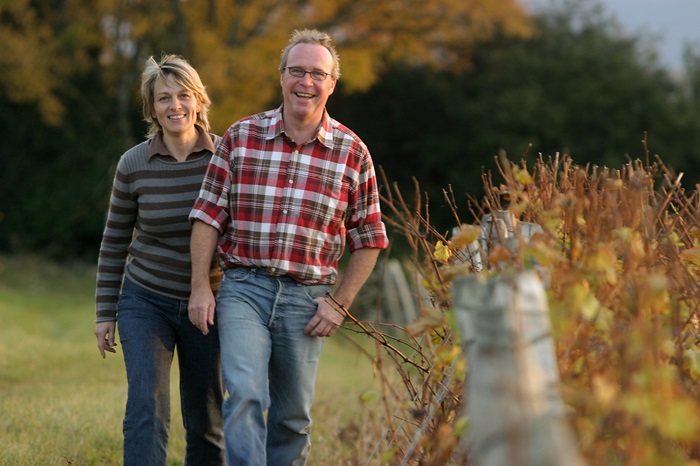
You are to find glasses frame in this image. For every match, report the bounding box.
[284,66,332,81]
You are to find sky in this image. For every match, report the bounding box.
[525,0,700,71]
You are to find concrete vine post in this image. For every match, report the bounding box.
[453,271,586,466]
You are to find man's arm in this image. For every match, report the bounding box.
[305,247,381,337]
[188,220,220,335]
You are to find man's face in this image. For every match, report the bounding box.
[280,43,336,124]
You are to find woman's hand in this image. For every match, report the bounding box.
[95,321,118,358]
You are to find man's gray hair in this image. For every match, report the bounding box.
[279,29,341,79]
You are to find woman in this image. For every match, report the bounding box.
[94,54,224,465]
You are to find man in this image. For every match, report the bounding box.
[188,29,389,465]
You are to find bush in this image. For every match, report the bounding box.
[344,145,700,465]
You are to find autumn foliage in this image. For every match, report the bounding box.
[0,0,532,132]
[342,143,700,465]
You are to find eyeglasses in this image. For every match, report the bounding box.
[284,67,332,81]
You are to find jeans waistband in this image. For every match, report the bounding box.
[226,265,299,282]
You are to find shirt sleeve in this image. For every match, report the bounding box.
[345,146,390,253]
[189,129,233,233]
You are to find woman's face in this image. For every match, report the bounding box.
[153,77,200,139]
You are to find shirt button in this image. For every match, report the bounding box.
[288,179,293,184]
[283,209,288,214]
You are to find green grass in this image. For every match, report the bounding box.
[0,255,379,465]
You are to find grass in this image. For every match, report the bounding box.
[0,254,379,465]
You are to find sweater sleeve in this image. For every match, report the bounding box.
[94,147,140,322]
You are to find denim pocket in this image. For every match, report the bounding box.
[301,284,330,306]
[223,267,256,283]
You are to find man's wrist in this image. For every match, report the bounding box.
[192,277,213,290]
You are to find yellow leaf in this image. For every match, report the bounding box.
[585,245,618,285]
[359,390,380,403]
[406,306,444,336]
[488,243,512,263]
[622,391,700,441]
[453,416,469,437]
[571,356,586,375]
[513,166,533,185]
[434,240,452,263]
[441,263,474,282]
[681,246,700,270]
[592,374,618,407]
[380,448,398,463]
[689,226,700,240]
[451,224,481,250]
[622,365,700,441]
[422,276,441,292]
[522,240,557,267]
[433,344,462,367]
[604,178,624,190]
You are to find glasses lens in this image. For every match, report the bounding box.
[287,67,329,80]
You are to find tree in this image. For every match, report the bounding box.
[0,0,532,258]
[330,0,696,235]
[98,0,532,131]
[0,0,103,126]
[0,0,133,258]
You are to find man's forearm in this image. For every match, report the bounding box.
[190,220,220,289]
[333,248,381,309]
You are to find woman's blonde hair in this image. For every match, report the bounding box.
[140,54,211,137]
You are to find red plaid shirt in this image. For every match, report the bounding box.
[189,106,389,285]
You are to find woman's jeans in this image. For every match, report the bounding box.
[117,277,225,466]
[216,268,328,466]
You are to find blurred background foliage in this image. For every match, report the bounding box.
[1,0,699,260]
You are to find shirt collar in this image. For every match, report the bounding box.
[271,105,335,149]
[147,125,215,160]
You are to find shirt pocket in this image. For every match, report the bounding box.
[302,175,349,229]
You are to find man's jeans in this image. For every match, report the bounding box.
[217,268,328,466]
[117,277,225,466]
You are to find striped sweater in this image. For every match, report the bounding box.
[95,132,220,322]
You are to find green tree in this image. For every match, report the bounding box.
[0,0,532,259]
[113,0,533,131]
[0,0,134,258]
[670,46,700,177]
[330,0,696,235]
[458,0,682,169]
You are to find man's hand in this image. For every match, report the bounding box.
[304,248,381,337]
[304,297,346,337]
[94,321,117,358]
[188,286,216,335]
